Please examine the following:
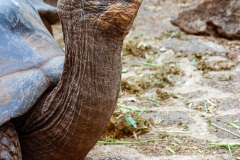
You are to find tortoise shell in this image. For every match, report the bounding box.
[0,0,64,126]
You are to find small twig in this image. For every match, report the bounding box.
[226,121,240,130]
[154,116,164,125]
[208,120,240,138]
[209,142,240,148]
[204,102,208,112]
[227,137,233,159]
[166,146,175,153]
[188,103,193,108]
[205,98,217,107]
[142,62,159,67]
[98,139,166,145]
[192,55,197,65]
[173,138,182,144]
[172,94,189,103]
[117,103,145,113]
[147,97,161,107]
[147,97,160,103]
[159,130,190,134]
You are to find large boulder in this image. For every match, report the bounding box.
[171,0,240,39]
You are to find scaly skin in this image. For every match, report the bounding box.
[14,0,142,160]
[0,122,22,160]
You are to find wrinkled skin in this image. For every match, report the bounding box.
[6,0,142,160]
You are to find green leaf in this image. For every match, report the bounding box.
[124,115,137,128]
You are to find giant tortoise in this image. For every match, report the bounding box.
[0,0,142,159]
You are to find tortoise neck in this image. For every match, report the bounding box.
[45,24,123,158]
[17,18,123,160]
[46,22,123,159]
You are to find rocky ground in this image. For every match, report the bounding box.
[53,0,240,159]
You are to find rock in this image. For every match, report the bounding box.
[171,0,240,40]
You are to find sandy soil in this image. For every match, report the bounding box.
[52,0,240,159]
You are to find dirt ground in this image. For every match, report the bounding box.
[53,0,240,159]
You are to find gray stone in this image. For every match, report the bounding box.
[171,0,240,39]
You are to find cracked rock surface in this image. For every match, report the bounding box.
[171,0,240,40]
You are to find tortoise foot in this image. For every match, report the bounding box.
[0,121,22,160]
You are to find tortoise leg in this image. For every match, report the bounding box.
[0,121,22,160]
[40,15,53,35]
